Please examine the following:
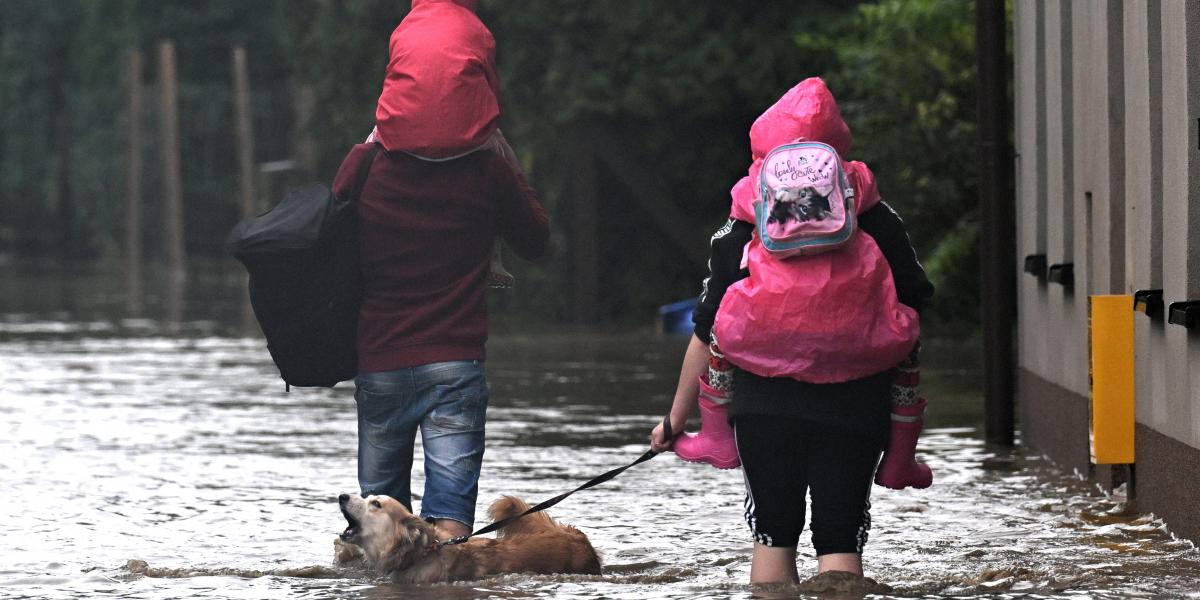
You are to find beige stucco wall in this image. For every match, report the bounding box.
[1015,0,1200,449]
[1158,0,1200,447]
[1015,0,1045,382]
[1124,0,1172,442]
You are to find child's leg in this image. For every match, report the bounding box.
[806,424,886,574]
[733,414,810,583]
[816,552,863,575]
[875,342,933,489]
[751,543,800,583]
[672,340,739,468]
[891,342,920,406]
[706,341,735,393]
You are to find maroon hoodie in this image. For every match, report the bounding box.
[332,144,548,373]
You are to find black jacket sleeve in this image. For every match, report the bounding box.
[857,200,935,313]
[692,219,753,344]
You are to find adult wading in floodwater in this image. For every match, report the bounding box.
[651,78,934,583]
[332,0,549,540]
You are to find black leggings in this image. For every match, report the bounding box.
[734,414,885,555]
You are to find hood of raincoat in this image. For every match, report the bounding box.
[749,77,851,159]
[731,78,878,222]
[374,0,499,159]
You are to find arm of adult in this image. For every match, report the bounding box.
[650,218,753,452]
[650,333,709,452]
[692,219,754,342]
[857,201,935,312]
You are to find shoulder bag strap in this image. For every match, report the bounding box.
[348,143,382,203]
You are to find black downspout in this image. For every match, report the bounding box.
[976,0,1016,446]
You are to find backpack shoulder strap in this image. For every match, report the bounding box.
[348,143,382,203]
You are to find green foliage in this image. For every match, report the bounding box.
[805,0,979,258]
[923,220,981,329]
[796,0,982,329]
[473,1,872,324]
[274,0,399,177]
[483,1,862,209]
[0,0,296,258]
[0,0,987,329]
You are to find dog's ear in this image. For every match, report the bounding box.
[380,516,433,572]
[399,516,432,545]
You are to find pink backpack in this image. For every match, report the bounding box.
[755,141,855,257]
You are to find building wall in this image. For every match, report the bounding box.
[1013,0,1200,541]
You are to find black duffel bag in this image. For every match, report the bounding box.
[227,144,380,389]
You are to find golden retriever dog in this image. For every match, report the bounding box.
[337,493,601,583]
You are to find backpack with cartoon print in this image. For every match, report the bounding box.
[753,141,856,257]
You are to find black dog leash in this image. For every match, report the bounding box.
[439,415,677,547]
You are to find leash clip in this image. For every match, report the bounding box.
[438,534,470,547]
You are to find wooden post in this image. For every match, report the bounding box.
[232,45,257,218]
[125,47,144,311]
[569,132,599,325]
[51,37,74,261]
[53,104,73,261]
[166,270,186,327]
[232,45,259,333]
[295,84,318,177]
[976,0,1016,446]
[157,40,186,278]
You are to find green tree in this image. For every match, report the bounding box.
[800,0,983,327]
[1,0,986,330]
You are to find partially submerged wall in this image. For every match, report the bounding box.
[1013,0,1200,541]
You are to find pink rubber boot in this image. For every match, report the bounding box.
[874,396,933,489]
[674,376,740,469]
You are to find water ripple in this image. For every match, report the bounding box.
[1,334,1199,599]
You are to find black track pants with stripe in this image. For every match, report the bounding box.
[734,414,885,555]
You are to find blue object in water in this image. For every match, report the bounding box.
[658,297,699,335]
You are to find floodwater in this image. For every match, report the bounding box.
[2,260,1200,599]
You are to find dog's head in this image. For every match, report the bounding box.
[339,493,435,572]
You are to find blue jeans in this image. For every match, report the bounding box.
[354,360,488,528]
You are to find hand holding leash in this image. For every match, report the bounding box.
[650,413,684,454]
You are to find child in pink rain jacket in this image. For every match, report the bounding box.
[366,0,521,287]
[651,78,934,582]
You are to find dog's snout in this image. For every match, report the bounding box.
[339,493,350,505]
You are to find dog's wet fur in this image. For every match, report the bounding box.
[338,493,601,583]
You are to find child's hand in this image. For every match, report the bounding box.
[487,240,514,289]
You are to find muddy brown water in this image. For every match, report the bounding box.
[2,261,1200,599]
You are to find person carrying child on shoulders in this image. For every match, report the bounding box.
[332,0,548,542]
[649,77,935,582]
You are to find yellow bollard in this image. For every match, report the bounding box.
[1088,295,1135,464]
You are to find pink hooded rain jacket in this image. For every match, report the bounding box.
[713,78,919,384]
[374,0,500,159]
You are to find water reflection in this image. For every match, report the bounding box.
[2,265,1200,599]
[0,258,253,336]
